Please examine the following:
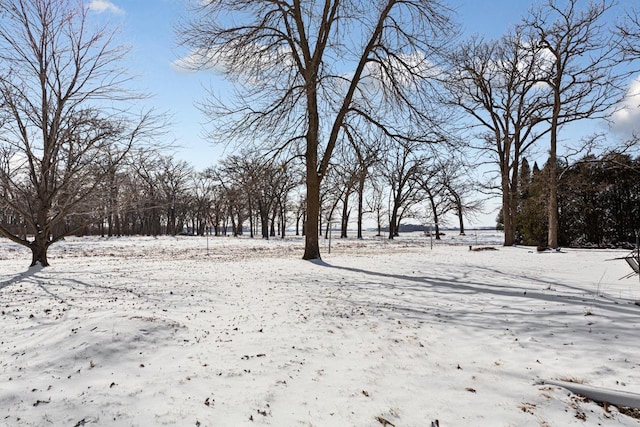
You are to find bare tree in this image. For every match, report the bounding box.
[326,144,360,238]
[445,30,550,245]
[129,152,168,236]
[440,162,484,236]
[92,146,144,237]
[366,173,387,237]
[158,157,193,236]
[525,0,629,248]
[190,171,217,236]
[617,7,640,60]
[294,193,306,236]
[0,0,160,266]
[214,155,262,237]
[382,139,425,239]
[343,124,381,239]
[196,172,226,236]
[415,161,449,240]
[178,0,455,259]
[615,7,640,149]
[416,156,479,238]
[319,166,348,239]
[215,152,300,239]
[271,162,303,238]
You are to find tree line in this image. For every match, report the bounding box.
[0,0,639,267]
[1,145,479,243]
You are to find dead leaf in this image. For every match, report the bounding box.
[375,415,396,426]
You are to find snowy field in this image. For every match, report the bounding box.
[1,230,640,426]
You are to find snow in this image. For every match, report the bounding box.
[1,231,640,426]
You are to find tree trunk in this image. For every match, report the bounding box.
[114,212,121,237]
[356,175,365,239]
[270,215,276,237]
[254,212,259,236]
[427,192,441,240]
[324,216,331,239]
[457,208,465,235]
[280,205,286,239]
[107,213,113,237]
[303,167,321,259]
[236,212,244,236]
[270,204,277,237]
[260,210,269,239]
[257,200,269,239]
[340,196,350,238]
[548,99,560,249]
[248,199,254,238]
[167,206,176,235]
[30,235,50,267]
[389,204,399,239]
[502,175,515,246]
[230,212,238,237]
[453,193,465,235]
[302,211,306,236]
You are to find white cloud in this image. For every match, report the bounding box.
[87,0,124,15]
[611,75,640,137]
[171,49,219,73]
[171,44,295,82]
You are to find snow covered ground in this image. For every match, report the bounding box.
[1,231,640,426]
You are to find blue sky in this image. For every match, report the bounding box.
[87,0,219,170]
[84,0,551,172]
[89,0,639,168]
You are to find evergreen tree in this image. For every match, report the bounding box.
[518,162,548,247]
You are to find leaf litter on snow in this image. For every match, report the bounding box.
[1,231,640,426]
